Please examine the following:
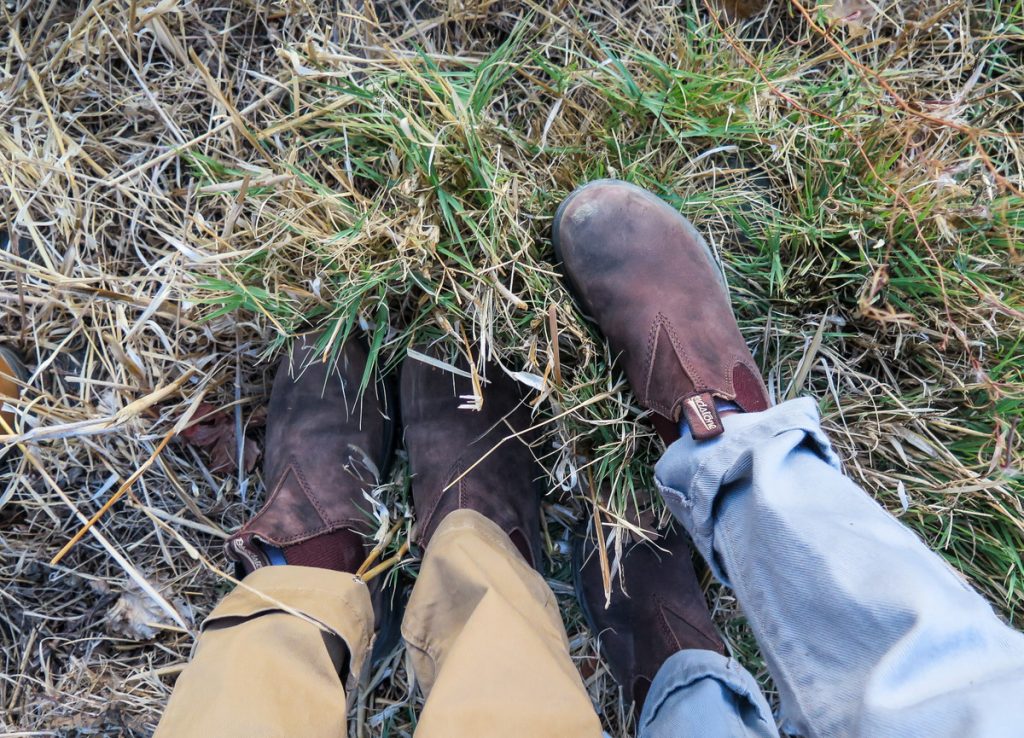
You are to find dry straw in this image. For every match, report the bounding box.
[2,1,1022,735]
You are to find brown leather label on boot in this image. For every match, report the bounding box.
[682,392,724,440]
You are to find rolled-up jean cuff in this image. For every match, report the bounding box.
[655,397,838,585]
[639,649,776,736]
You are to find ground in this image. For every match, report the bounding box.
[1,0,1022,735]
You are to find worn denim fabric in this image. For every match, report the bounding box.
[652,397,1024,738]
[639,649,779,738]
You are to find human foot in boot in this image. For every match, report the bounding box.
[574,514,725,709]
[227,334,395,575]
[400,352,543,567]
[553,179,769,443]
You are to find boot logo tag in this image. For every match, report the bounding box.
[687,396,718,431]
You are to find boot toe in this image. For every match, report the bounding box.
[553,178,640,260]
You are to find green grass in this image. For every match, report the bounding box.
[179,7,1024,727]
[200,3,1023,623]
[3,1,1022,734]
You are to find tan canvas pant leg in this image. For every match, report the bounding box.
[155,565,374,738]
[402,509,602,738]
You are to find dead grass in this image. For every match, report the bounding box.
[1,0,1023,735]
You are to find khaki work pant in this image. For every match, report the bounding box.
[156,509,603,737]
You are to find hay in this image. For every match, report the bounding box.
[2,0,1022,734]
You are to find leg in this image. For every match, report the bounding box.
[158,333,395,736]
[400,354,602,738]
[553,179,1024,738]
[638,650,777,738]
[656,399,1024,737]
[155,566,373,737]
[403,510,600,736]
[575,508,778,738]
[555,179,782,735]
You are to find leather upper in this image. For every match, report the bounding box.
[400,352,543,567]
[553,179,769,441]
[574,517,725,708]
[226,335,394,572]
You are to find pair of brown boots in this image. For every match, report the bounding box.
[228,180,771,709]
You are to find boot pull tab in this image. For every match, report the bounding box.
[682,392,724,440]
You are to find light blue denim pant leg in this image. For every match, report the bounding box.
[638,649,779,738]
[652,397,1024,738]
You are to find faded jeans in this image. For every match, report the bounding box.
[639,398,1024,738]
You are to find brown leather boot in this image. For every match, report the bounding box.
[574,515,725,708]
[400,352,542,567]
[226,334,395,574]
[553,179,770,443]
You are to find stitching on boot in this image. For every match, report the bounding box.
[243,459,334,545]
[645,313,722,416]
[290,460,334,525]
[653,593,684,653]
[654,593,719,653]
[662,314,716,394]
[643,318,661,410]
